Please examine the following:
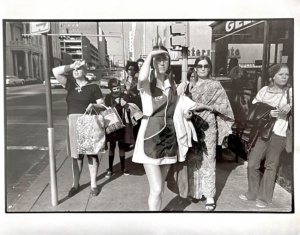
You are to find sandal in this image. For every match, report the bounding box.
[205,203,216,211]
[68,184,80,197]
[91,187,100,196]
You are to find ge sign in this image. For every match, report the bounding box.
[30,22,50,34]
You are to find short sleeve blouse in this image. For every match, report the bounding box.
[65,79,103,114]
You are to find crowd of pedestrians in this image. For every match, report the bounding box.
[52,46,292,211]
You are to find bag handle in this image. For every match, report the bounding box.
[82,103,109,116]
[287,88,290,104]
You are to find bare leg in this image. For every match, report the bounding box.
[71,155,84,188]
[143,163,171,211]
[160,164,171,199]
[87,155,99,188]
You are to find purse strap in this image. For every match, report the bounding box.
[263,87,286,108]
[287,88,290,104]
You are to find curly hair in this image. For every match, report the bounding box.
[125,61,139,73]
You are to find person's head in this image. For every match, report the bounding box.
[194,56,212,79]
[187,67,196,84]
[73,61,87,80]
[125,61,139,77]
[136,58,144,69]
[228,58,239,72]
[268,64,289,88]
[108,78,121,97]
[151,45,171,75]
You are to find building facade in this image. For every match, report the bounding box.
[59,22,109,68]
[5,22,61,81]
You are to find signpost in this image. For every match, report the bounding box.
[30,22,50,34]
[29,22,58,206]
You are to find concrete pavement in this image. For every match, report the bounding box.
[8,144,292,212]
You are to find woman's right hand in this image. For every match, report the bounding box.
[71,60,86,70]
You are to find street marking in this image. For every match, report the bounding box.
[7,146,49,151]
[6,122,67,125]
[6,106,66,110]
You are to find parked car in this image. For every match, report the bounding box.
[100,76,110,88]
[86,73,97,81]
[6,75,25,86]
[43,77,62,88]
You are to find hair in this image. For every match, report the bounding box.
[193,55,213,76]
[108,77,120,90]
[187,67,194,81]
[268,63,289,79]
[150,45,171,74]
[136,58,144,63]
[125,61,139,73]
[228,58,239,72]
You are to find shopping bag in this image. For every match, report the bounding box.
[100,104,125,134]
[76,111,106,155]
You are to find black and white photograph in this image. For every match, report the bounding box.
[1,0,300,234]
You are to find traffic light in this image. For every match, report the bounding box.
[170,22,189,48]
[21,34,32,39]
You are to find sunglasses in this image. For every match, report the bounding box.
[196,64,210,69]
[128,68,135,71]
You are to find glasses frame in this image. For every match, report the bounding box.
[196,64,210,69]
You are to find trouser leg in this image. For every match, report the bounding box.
[257,133,285,204]
[246,137,267,200]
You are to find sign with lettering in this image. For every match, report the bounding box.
[225,21,254,33]
[30,22,50,34]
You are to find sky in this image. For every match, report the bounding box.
[99,22,132,64]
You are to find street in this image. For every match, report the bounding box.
[5,83,109,208]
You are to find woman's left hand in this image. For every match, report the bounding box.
[86,103,94,112]
[195,103,214,112]
[278,104,291,115]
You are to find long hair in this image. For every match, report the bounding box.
[193,55,213,78]
[149,46,176,96]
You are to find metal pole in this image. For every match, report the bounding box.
[122,22,126,80]
[261,20,269,89]
[42,34,58,206]
[181,47,188,83]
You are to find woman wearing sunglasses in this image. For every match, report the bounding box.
[183,56,234,211]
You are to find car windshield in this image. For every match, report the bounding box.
[87,73,94,76]
[6,76,15,79]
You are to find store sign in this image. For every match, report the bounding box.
[225,21,254,33]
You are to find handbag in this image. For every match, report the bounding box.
[243,88,285,152]
[76,109,106,155]
[99,104,125,134]
[285,88,292,153]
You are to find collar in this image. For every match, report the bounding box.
[156,74,171,91]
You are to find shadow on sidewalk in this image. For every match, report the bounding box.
[215,158,239,202]
[162,196,192,211]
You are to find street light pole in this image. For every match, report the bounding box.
[121,22,126,80]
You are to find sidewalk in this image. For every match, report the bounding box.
[8,145,292,212]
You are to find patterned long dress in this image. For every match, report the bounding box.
[187,78,234,199]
